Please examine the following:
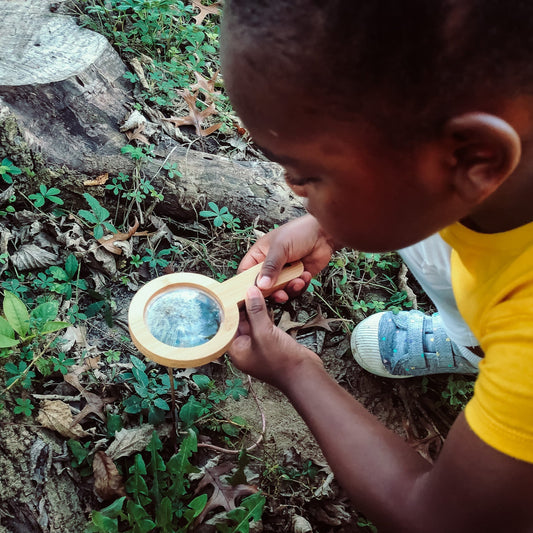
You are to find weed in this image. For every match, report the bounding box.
[86,430,265,533]
[200,201,241,230]
[440,375,475,409]
[0,158,22,184]
[28,184,64,208]
[13,397,34,416]
[78,193,117,239]
[44,254,88,299]
[121,355,175,425]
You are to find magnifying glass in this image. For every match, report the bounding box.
[128,261,304,368]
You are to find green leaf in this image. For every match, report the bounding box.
[39,321,70,334]
[0,316,15,338]
[167,430,199,498]
[64,254,79,279]
[0,333,20,348]
[217,493,265,533]
[3,291,30,337]
[155,496,172,529]
[153,397,169,410]
[78,209,98,224]
[48,266,68,281]
[192,373,212,390]
[98,496,126,519]
[31,301,59,324]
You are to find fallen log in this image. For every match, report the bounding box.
[0,0,306,228]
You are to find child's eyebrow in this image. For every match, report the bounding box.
[254,143,298,165]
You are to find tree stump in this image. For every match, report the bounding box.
[0,0,305,227]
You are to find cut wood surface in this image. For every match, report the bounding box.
[0,0,306,227]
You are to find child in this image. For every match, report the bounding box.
[220,1,533,531]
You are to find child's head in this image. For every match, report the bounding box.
[221,1,532,250]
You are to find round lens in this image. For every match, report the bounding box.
[145,287,222,348]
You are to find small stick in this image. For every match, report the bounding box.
[168,367,178,453]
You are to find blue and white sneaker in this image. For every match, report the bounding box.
[351,310,480,378]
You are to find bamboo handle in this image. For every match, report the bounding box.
[218,261,304,308]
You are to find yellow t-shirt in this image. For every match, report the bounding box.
[440,221,533,463]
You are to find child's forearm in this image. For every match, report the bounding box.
[278,358,432,531]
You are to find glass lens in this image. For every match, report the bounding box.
[145,287,222,347]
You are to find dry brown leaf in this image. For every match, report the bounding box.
[92,451,126,500]
[194,463,257,524]
[277,311,304,334]
[84,173,109,186]
[106,425,155,460]
[125,124,150,145]
[36,400,89,439]
[191,0,222,25]
[189,70,221,104]
[300,307,346,332]
[98,219,140,255]
[64,362,115,425]
[162,89,220,137]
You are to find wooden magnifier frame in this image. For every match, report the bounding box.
[128,261,304,368]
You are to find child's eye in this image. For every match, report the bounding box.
[284,171,321,187]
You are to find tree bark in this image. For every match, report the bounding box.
[0,0,306,228]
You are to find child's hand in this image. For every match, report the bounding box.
[239,214,335,302]
[229,286,323,391]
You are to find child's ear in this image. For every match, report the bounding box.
[443,112,521,203]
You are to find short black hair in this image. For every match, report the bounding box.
[222,1,533,140]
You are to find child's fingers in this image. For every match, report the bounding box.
[244,286,272,331]
[228,334,252,365]
[237,309,251,336]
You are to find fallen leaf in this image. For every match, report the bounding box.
[189,70,221,104]
[98,219,140,255]
[300,307,346,332]
[36,400,89,439]
[163,89,221,137]
[125,124,150,145]
[277,311,304,334]
[64,362,115,425]
[92,451,126,500]
[106,425,155,460]
[191,0,222,25]
[10,244,58,271]
[194,463,257,524]
[293,515,313,533]
[84,173,109,186]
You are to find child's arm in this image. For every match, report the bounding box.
[238,214,336,302]
[229,287,533,533]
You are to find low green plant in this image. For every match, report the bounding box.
[13,397,34,416]
[200,201,241,230]
[441,375,475,409]
[0,158,22,184]
[28,184,64,208]
[78,193,117,239]
[121,355,175,425]
[86,430,265,533]
[0,291,70,349]
[44,254,88,299]
[0,292,70,397]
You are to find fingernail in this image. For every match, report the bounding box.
[247,285,261,297]
[257,275,272,290]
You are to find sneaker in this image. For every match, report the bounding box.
[351,310,480,378]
